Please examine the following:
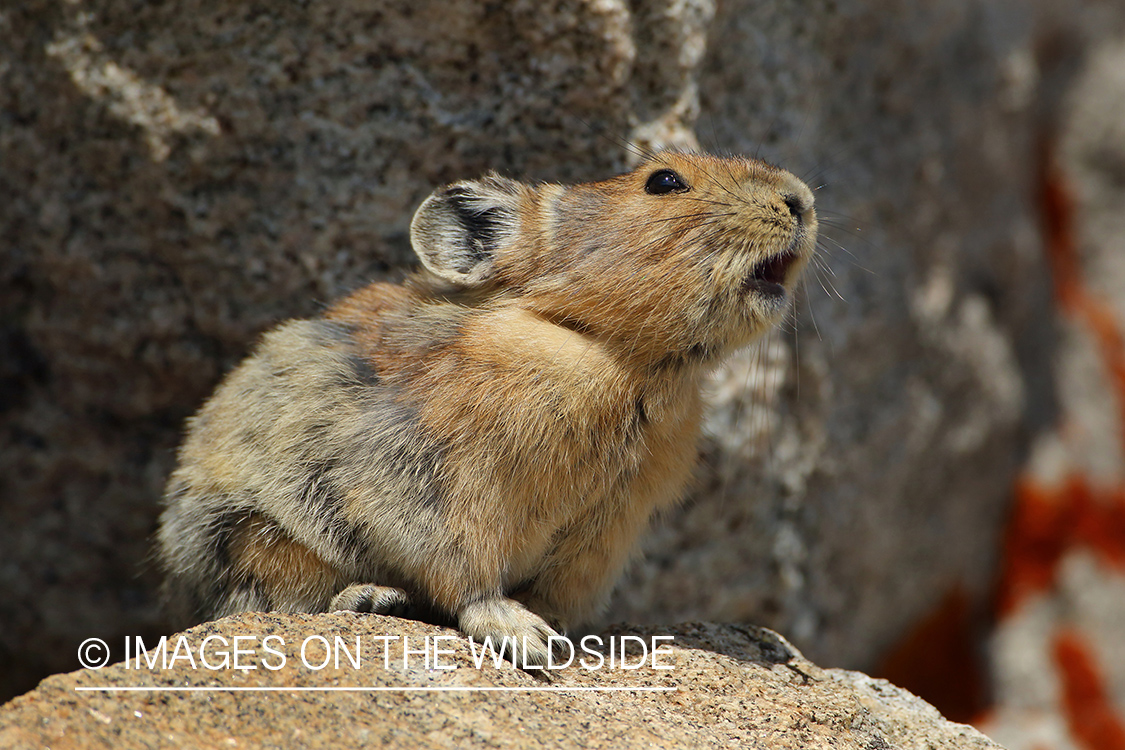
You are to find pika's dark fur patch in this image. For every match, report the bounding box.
[443,186,507,267]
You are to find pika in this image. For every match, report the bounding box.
[157,150,817,665]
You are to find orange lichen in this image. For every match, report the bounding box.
[875,586,988,723]
[1053,628,1125,750]
[1040,143,1125,447]
[995,476,1071,617]
[997,475,1125,617]
[1040,138,1081,310]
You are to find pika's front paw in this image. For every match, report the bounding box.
[458,597,564,671]
[330,584,411,617]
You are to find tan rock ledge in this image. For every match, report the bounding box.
[0,613,1001,749]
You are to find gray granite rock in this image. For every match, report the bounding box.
[0,614,1004,749]
[979,27,1125,748]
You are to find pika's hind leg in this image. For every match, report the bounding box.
[330,584,411,616]
[220,511,347,615]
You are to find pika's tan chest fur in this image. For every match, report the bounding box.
[158,150,817,666]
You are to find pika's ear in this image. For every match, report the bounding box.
[409,175,521,287]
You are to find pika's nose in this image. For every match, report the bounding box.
[780,183,815,224]
[783,194,805,217]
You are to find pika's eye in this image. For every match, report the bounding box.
[645,169,689,195]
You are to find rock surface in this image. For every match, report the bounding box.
[0,0,1115,707]
[0,614,1002,749]
[975,27,1125,749]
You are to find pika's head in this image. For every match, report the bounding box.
[410,151,816,365]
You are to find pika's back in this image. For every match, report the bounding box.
[158,151,816,665]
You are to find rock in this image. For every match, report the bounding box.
[0,0,1115,707]
[0,614,1003,749]
[975,28,1125,749]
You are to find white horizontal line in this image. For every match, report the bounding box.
[75,686,676,693]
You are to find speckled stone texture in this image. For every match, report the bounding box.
[0,614,1004,749]
[0,0,1104,707]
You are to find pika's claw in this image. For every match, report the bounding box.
[330,584,412,617]
[458,597,564,672]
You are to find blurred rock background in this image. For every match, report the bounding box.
[2,0,1123,742]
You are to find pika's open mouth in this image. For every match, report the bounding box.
[741,250,800,297]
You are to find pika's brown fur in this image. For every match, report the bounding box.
[157,151,818,665]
